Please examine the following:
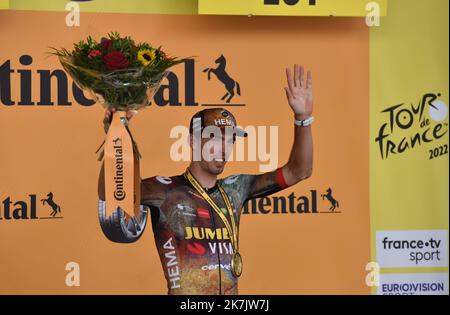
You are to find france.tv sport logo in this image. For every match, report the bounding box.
[376,230,448,268]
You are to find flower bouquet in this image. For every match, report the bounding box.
[51,32,186,111]
[51,33,190,237]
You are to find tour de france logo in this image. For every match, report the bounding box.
[375,93,449,161]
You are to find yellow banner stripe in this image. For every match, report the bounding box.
[199,0,387,17]
[8,0,198,15]
[0,0,9,10]
[370,0,449,294]
[5,0,387,16]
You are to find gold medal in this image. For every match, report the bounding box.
[231,251,243,278]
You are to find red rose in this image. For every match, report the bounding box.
[88,49,102,59]
[100,37,112,50]
[103,51,129,70]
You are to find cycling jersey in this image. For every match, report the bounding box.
[99,167,289,295]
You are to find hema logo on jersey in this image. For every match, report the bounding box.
[376,230,448,268]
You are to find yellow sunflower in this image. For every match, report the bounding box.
[137,49,156,66]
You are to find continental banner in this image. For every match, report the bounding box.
[0,0,448,296]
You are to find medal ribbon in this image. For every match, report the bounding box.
[184,168,238,252]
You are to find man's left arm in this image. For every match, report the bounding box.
[281,63,314,186]
[241,64,314,200]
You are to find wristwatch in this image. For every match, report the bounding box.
[294,116,314,127]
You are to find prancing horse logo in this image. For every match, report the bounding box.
[321,188,340,212]
[41,192,62,217]
[203,54,241,103]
